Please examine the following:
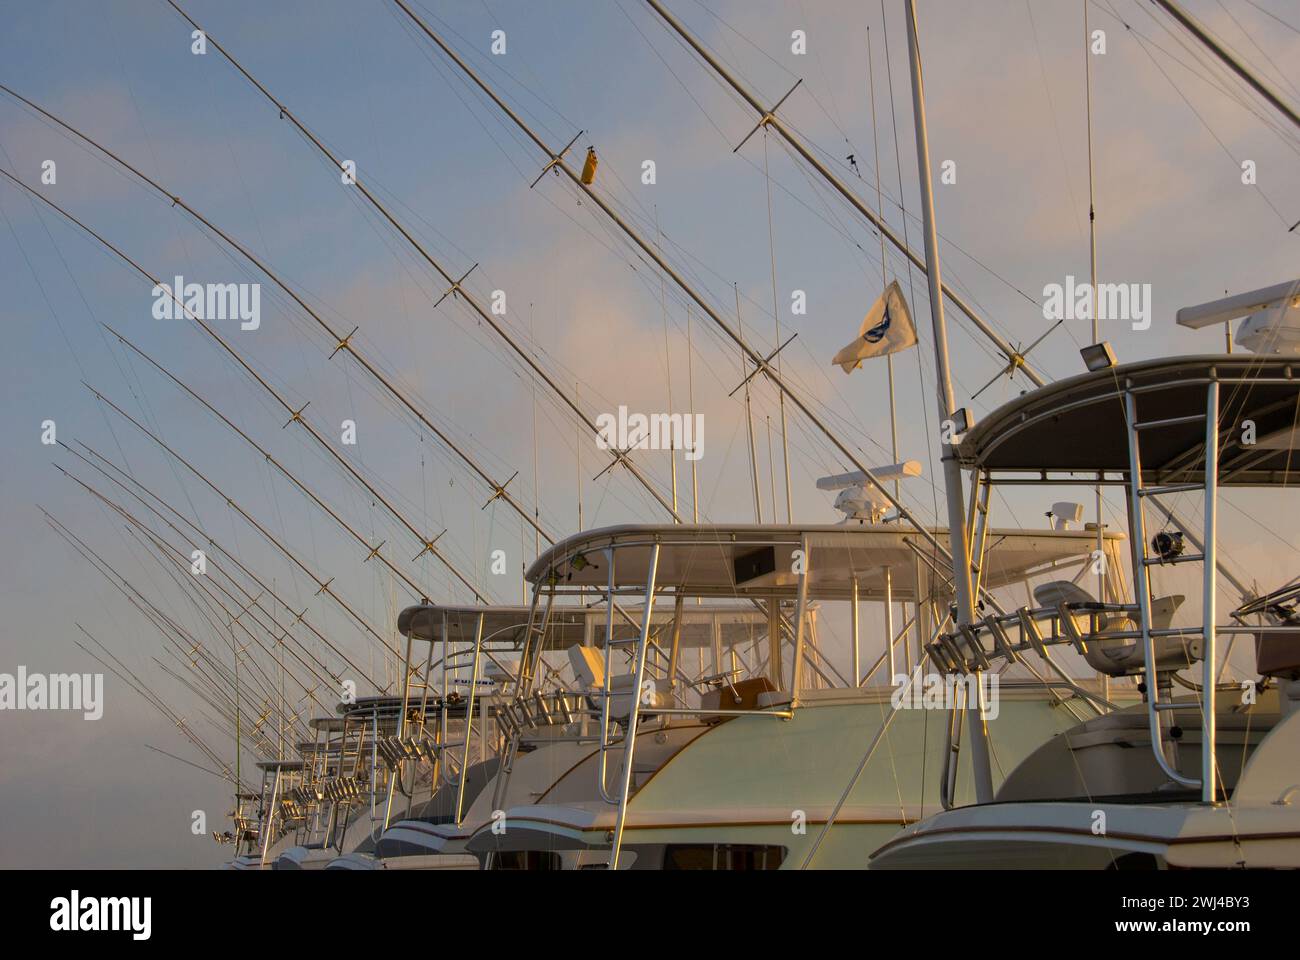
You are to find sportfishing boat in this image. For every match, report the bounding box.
[223,759,307,869]
[337,600,795,868]
[12,0,1296,884]
[870,322,1300,868]
[447,521,1136,868]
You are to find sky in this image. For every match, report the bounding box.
[0,0,1296,866]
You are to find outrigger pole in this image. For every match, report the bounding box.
[161,3,685,524]
[112,319,483,602]
[642,0,1046,389]
[0,154,496,592]
[50,516,289,772]
[902,0,994,802]
[1150,0,1300,132]
[124,526,314,720]
[44,509,261,706]
[73,627,248,788]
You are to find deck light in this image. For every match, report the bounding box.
[1080,341,1117,371]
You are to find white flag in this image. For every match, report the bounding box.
[832,280,917,372]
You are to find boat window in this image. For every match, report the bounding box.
[492,850,562,870]
[663,843,786,870]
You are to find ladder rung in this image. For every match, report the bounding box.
[1143,553,1204,566]
[1139,483,1202,497]
[1134,414,1205,431]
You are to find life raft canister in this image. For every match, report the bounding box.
[580,147,598,185]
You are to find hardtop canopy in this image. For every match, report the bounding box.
[959,355,1300,484]
[522,522,1122,603]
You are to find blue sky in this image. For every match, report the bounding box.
[1,0,1296,865]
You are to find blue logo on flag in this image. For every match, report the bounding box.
[863,306,891,344]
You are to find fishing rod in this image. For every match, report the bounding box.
[72,626,241,780]
[159,3,684,524]
[0,83,558,543]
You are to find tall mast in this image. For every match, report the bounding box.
[903,0,994,803]
[1084,0,1108,699]
[1084,1,1099,332]
[866,24,901,492]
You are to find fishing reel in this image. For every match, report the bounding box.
[1151,530,1184,563]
